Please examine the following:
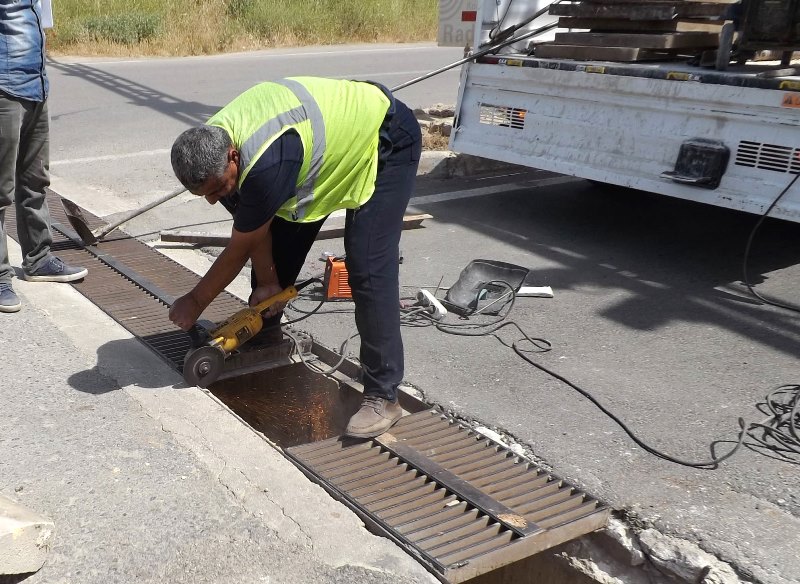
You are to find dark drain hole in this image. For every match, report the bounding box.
[208,363,363,448]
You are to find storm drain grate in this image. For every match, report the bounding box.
[9,192,608,580]
[286,410,609,583]
[6,190,249,372]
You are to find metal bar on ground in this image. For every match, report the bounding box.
[159,214,434,246]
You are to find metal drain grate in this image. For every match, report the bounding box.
[9,192,608,580]
[6,190,281,372]
[286,410,609,583]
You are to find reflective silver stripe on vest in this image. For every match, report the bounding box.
[239,79,326,221]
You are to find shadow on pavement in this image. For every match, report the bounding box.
[410,178,800,359]
[48,59,219,126]
[68,337,178,393]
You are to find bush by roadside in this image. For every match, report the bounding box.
[48,0,437,56]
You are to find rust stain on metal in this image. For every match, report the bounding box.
[497,513,528,528]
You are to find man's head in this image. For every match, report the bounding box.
[171,125,240,204]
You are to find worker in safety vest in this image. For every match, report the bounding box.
[169,77,421,438]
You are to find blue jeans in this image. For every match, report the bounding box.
[263,98,422,400]
[0,93,52,283]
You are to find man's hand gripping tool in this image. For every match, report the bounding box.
[182,278,314,387]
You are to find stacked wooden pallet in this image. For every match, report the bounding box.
[537,0,737,62]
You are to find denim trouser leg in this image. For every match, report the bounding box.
[344,101,422,401]
[0,94,52,283]
[253,217,326,328]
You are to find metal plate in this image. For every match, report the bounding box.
[286,410,609,583]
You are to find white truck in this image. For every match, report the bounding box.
[447,0,800,222]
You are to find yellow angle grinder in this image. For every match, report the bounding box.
[183,278,315,387]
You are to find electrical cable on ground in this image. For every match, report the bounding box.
[746,384,800,463]
[398,283,758,469]
[287,273,799,466]
[509,342,748,468]
[741,172,800,313]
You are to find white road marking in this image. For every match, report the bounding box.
[51,148,171,166]
[410,176,581,205]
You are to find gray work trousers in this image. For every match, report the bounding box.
[0,93,53,284]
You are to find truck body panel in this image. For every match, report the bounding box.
[450,0,800,222]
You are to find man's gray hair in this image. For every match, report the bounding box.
[171,125,232,190]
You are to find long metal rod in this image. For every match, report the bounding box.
[94,186,186,239]
[390,21,558,92]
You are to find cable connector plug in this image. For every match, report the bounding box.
[417,289,448,320]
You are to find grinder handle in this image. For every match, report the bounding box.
[250,285,300,316]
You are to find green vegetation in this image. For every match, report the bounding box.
[48,0,438,56]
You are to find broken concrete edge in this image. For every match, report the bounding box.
[0,493,54,575]
[418,150,527,179]
[561,520,758,584]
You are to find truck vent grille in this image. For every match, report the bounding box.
[735,141,800,174]
[479,104,526,130]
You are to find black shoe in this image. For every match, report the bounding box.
[23,256,88,283]
[0,282,21,313]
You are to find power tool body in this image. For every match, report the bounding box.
[183,278,314,387]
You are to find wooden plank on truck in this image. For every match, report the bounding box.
[554,31,720,49]
[550,3,730,20]
[557,17,727,33]
[535,44,679,61]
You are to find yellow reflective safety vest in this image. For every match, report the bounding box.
[206,77,390,222]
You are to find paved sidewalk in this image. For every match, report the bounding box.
[0,240,437,584]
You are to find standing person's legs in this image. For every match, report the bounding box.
[14,98,53,275]
[344,99,421,437]
[15,98,87,283]
[0,94,23,312]
[0,94,23,286]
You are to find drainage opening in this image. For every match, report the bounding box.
[208,363,363,448]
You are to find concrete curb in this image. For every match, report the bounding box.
[0,494,54,575]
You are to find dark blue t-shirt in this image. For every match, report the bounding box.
[220,130,303,232]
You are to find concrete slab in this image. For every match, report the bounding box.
[0,495,54,575]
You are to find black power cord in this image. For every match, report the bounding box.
[289,277,798,466]
[742,172,800,313]
[401,283,747,469]
[747,384,800,463]
[510,343,748,469]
